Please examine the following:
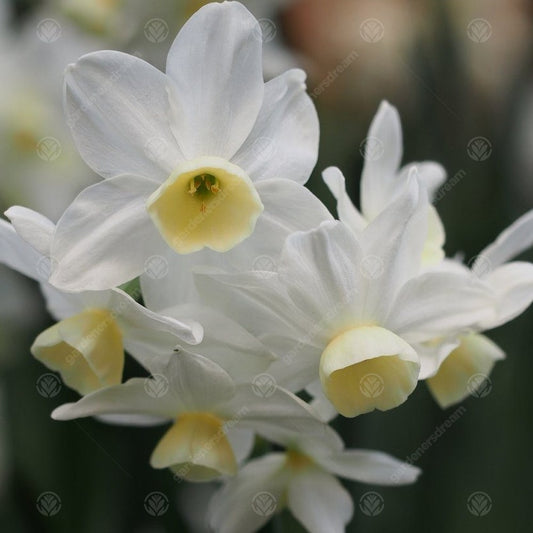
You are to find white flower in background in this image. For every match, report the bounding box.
[52,349,336,482]
[57,0,143,40]
[196,178,493,417]
[50,1,322,291]
[208,426,420,533]
[422,209,533,407]
[0,9,101,221]
[0,207,202,396]
[323,100,446,266]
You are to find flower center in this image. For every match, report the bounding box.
[31,308,124,395]
[150,412,237,482]
[187,173,221,204]
[285,450,314,471]
[146,156,264,254]
[319,326,420,417]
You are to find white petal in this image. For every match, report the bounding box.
[4,206,54,256]
[108,289,203,368]
[360,101,403,220]
[0,219,43,281]
[315,449,421,485]
[266,352,322,394]
[322,166,367,235]
[39,284,88,321]
[157,349,236,414]
[194,268,315,356]
[53,350,237,421]
[277,220,363,336]
[476,209,533,268]
[306,379,338,423]
[232,69,318,184]
[167,304,273,383]
[208,453,288,533]
[479,262,533,328]
[166,1,264,160]
[387,272,494,342]
[96,414,168,426]
[225,426,255,465]
[64,51,182,180]
[287,468,353,533]
[52,378,178,421]
[226,384,339,455]
[360,173,426,321]
[49,175,165,291]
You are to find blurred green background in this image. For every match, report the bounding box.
[0,0,532,532]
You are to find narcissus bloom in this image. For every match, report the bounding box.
[50,1,322,291]
[196,178,493,417]
[52,349,335,482]
[208,426,420,533]
[323,100,446,267]
[422,209,533,407]
[0,206,201,395]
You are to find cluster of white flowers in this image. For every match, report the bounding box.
[1,2,533,532]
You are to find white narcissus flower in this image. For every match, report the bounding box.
[0,9,100,221]
[0,207,202,396]
[422,209,533,408]
[195,178,494,418]
[323,100,447,267]
[52,349,337,482]
[49,1,323,291]
[208,427,420,533]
